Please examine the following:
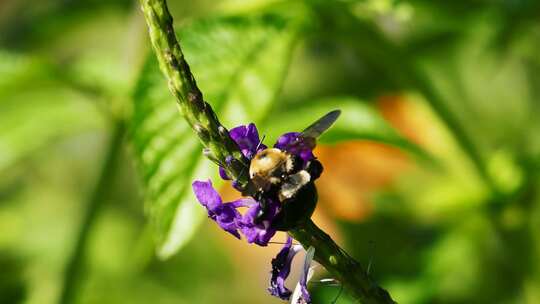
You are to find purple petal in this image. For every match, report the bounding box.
[268,236,302,300]
[230,123,267,159]
[218,167,230,180]
[299,149,315,163]
[298,247,315,303]
[274,132,300,149]
[192,180,222,212]
[239,204,277,246]
[274,132,315,163]
[231,180,243,192]
[230,198,257,208]
[192,180,242,239]
[213,203,242,239]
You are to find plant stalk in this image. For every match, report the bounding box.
[139,0,250,189]
[290,219,396,304]
[139,0,396,302]
[58,121,125,304]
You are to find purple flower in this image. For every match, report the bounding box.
[192,115,337,302]
[202,122,323,246]
[218,124,266,181]
[239,201,279,246]
[192,180,278,246]
[268,236,301,299]
[229,123,267,159]
[268,237,314,303]
[274,132,315,163]
[199,122,323,246]
[192,180,255,239]
[219,124,318,182]
[218,166,230,180]
[193,120,327,303]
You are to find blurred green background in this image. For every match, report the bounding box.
[1,0,540,303]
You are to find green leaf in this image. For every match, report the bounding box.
[0,51,105,173]
[0,50,51,95]
[263,97,429,158]
[130,14,300,258]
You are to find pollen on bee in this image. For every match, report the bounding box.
[285,157,294,172]
[255,153,279,172]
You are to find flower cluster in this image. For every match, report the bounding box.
[194,123,317,246]
[192,123,318,302]
[192,179,280,246]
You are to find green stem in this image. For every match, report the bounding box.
[139,0,396,303]
[58,121,125,304]
[290,220,396,304]
[139,0,250,189]
[410,70,501,197]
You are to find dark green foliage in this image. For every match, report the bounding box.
[0,253,26,304]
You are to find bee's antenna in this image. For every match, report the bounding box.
[267,241,300,246]
[256,134,266,151]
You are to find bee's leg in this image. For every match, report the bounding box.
[255,195,270,224]
[240,179,258,197]
[254,183,280,224]
[306,159,323,180]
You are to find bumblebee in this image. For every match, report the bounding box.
[245,110,341,230]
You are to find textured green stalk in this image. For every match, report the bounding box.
[290,220,396,304]
[139,0,249,189]
[139,1,396,303]
[58,121,125,304]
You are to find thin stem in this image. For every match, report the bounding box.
[138,0,250,189]
[58,121,125,304]
[290,220,396,304]
[410,70,501,197]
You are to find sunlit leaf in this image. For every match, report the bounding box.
[0,51,50,94]
[0,51,104,173]
[130,13,300,258]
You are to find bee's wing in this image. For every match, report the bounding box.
[300,110,341,140]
